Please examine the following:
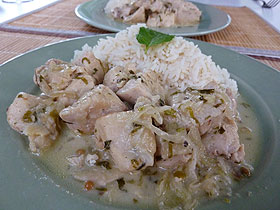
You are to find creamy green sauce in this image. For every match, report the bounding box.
[38,94,261,209]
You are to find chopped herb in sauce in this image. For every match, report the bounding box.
[176,127,185,132]
[131,159,139,169]
[199,95,207,103]
[95,187,107,192]
[164,108,176,118]
[241,102,251,109]
[240,166,251,177]
[130,75,138,80]
[174,171,186,179]
[168,142,173,158]
[199,89,214,94]
[76,76,88,85]
[218,127,225,134]
[117,78,127,83]
[104,140,112,150]
[171,91,181,96]
[127,180,135,184]
[159,99,165,106]
[186,107,199,124]
[117,178,127,192]
[82,57,91,64]
[131,123,143,135]
[39,75,44,82]
[22,110,34,123]
[138,106,145,111]
[214,98,224,108]
[96,161,111,170]
[188,87,215,94]
[137,163,146,170]
[92,68,98,74]
[17,94,23,98]
[133,198,138,203]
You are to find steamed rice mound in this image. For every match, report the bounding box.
[78,24,237,95]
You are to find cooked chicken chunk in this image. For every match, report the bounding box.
[34,59,96,106]
[117,79,153,104]
[71,44,107,84]
[202,119,245,163]
[103,65,136,92]
[170,0,202,26]
[147,12,176,27]
[7,92,61,153]
[124,6,145,23]
[7,92,40,133]
[106,0,201,27]
[59,85,127,134]
[95,111,156,172]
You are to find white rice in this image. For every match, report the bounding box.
[76,24,238,95]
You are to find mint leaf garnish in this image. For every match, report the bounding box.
[136,27,175,53]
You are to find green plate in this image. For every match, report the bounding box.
[0,35,279,210]
[75,0,231,36]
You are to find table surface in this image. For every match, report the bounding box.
[0,0,60,24]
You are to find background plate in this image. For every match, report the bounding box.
[75,0,231,36]
[0,35,279,210]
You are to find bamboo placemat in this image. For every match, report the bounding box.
[0,31,66,64]
[3,0,280,51]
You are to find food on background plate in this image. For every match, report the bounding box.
[7,24,254,209]
[104,0,202,27]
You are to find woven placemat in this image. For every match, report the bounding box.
[0,31,66,64]
[4,0,280,51]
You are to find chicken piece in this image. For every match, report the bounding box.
[124,6,145,23]
[146,14,161,27]
[173,1,201,26]
[117,79,153,104]
[95,111,156,172]
[7,92,40,133]
[71,44,107,84]
[150,0,164,12]
[201,120,245,163]
[147,12,176,27]
[34,59,95,106]
[111,4,134,19]
[167,87,234,135]
[103,64,137,92]
[133,0,152,9]
[7,92,61,153]
[59,85,127,134]
[73,168,124,187]
[104,0,131,14]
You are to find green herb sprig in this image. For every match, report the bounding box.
[136,27,175,53]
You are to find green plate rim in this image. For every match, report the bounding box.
[0,34,279,210]
[75,0,231,36]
